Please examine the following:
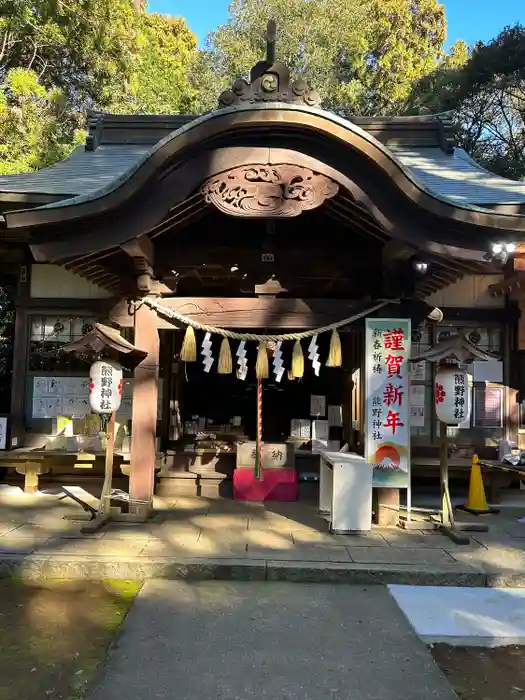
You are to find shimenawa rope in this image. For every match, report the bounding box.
[143,297,397,342]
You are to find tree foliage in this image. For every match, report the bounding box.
[198,0,447,115]
[0,65,88,174]
[0,0,199,174]
[3,0,524,185]
[109,13,199,115]
[407,25,525,179]
[0,0,139,110]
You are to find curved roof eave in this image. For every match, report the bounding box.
[5,102,525,234]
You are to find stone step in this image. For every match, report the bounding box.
[0,553,510,587]
[156,474,232,499]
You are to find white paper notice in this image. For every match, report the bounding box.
[62,396,90,417]
[328,405,343,427]
[32,397,62,418]
[34,376,90,399]
[47,377,63,394]
[290,419,301,438]
[410,385,425,428]
[33,377,49,398]
[299,419,311,439]
[410,361,426,381]
[312,419,329,441]
[310,395,326,418]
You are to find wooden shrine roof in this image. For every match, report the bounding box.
[1,108,525,210]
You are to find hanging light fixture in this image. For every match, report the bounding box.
[484,241,516,265]
[412,260,428,274]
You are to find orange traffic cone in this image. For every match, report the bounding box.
[456,455,499,516]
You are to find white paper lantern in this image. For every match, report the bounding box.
[434,365,471,426]
[89,360,123,414]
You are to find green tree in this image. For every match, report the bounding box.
[0,0,139,111]
[197,0,447,115]
[407,25,525,179]
[110,13,199,115]
[405,39,470,114]
[0,0,141,174]
[0,67,84,174]
[0,1,201,174]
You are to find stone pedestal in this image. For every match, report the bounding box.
[375,488,400,527]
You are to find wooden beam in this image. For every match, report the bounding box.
[64,250,117,271]
[158,245,381,275]
[149,195,208,240]
[490,273,525,298]
[325,200,386,242]
[110,297,395,330]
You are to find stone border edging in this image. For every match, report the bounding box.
[1,555,523,587]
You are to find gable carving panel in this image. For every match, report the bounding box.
[201,164,339,218]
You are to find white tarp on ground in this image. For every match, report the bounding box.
[389,585,525,647]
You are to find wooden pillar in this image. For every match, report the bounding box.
[129,298,159,517]
[518,295,525,351]
[9,263,30,447]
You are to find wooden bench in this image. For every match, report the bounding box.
[0,449,131,493]
[411,456,510,503]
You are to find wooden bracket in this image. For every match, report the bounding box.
[255,277,287,297]
[121,235,154,266]
[120,236,157,293]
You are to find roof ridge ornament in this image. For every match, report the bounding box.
[266,18,276,65]
[218,20,321,109]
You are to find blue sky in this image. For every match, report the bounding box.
[148,0,525,49]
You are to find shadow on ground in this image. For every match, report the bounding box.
[0,577,141,700]
[0,485,524,584]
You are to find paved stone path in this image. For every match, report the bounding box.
[0,490,524,584]
[87,581,458,700]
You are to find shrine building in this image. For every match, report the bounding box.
[0,25,524,520]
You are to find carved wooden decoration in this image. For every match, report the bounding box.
[219,72,321,109]
[201,165,339,218]
[218,21,321,109]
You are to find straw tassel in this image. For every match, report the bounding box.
[217,337,232,374]
[180,326,197,362]
[292,340,304,378]
[326,329,342,367]
[256,342,269,378]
